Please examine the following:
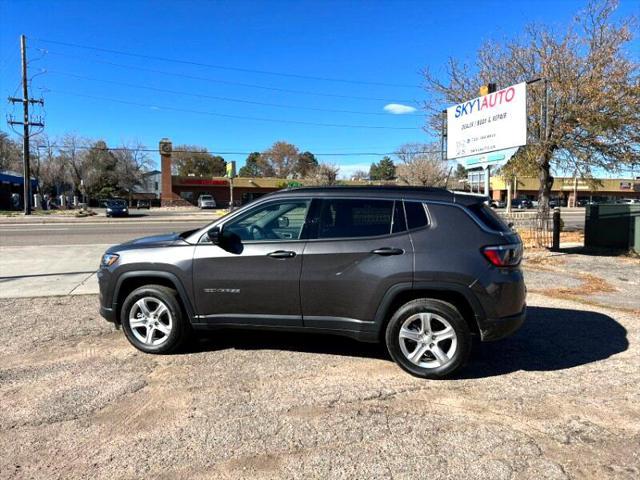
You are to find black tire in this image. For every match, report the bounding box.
[120,284,191,354]
[385,298,472,379]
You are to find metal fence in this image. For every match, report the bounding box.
[500,211,553,248]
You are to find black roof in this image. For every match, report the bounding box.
[272,185,486,206]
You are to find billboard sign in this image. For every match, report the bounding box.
[447,82,527,159]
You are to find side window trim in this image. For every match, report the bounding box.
[390,200,406,234]
[402,199,431,231]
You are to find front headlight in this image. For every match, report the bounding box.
[101,253,119,267]
[106,208,112,212]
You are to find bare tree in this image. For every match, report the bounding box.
[260,141,300,178]
[304,163,340,186]
[395,143,449,187]
[423,0,640,213]
[0,131,22,172]
[112,142,153,198]
[57,134,90,197]
[31,134,67,196]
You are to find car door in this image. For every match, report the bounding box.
[300,197,413,330]
[192,198,311,327]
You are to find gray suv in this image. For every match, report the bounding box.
[98,187,526,378]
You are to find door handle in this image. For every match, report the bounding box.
[371,247,404,256]
[267,250,296,259]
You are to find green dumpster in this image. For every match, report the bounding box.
[585,204,640,253]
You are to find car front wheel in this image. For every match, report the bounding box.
[385,299,472,379]
[120,285,190,354]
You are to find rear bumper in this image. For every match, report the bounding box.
[479,306,526,341]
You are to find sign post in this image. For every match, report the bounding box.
[225,161,236,211]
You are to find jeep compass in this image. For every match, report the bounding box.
[98,186,525,379]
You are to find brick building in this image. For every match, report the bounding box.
[158,138,292,207]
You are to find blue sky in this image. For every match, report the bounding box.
[1,0,638,176]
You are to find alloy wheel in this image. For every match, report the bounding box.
[128,297,173,346]
[398,312,458,369]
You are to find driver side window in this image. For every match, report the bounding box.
[223,200,310,241]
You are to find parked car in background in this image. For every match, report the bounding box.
[98,186,526,379]
[617,198,640,204]
[549,198,567,208]
[512,199,533,209]
[136,200,151,209]
[105,199,129,217]
[490,200,506,209]
[198,194,216,209]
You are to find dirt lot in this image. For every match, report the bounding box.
[1,255,639,479]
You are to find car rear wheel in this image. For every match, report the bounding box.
[121,285,190,354]
[385,299,472,379]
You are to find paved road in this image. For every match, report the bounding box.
[0,219,212,297]
[496,207,586,230]
[0,219,209,246]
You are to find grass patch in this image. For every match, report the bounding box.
[531,273,618,306]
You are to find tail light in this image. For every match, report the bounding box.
[482,244,523,267]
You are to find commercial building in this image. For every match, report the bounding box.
[0,170,38,210]
[131,170,162,203]
[157,139,298,207]
[490,176,640,205]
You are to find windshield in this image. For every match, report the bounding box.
[108,200,126,207]
[200,195,213,200]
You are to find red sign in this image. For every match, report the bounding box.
[174,178,228,186]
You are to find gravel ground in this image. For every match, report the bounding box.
[0,289,638,479]
[523,250,640,312]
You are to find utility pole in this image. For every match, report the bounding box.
[7,35,44,215]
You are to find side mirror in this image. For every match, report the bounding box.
[207,227,221,245]
[277,216,290,228]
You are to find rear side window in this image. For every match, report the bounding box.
[316,198,394,239]
[404,201,429,230]
[467,203,510,232]
[391,201,407,233]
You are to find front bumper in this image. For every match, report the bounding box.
[100,305,117,323]
[479,306,526,341]
[98,267,119,325]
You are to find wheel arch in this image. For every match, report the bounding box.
[113,271,195,324]
[374,282,485,340]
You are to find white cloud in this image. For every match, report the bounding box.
[383,103,417,115]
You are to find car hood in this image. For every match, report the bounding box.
[110,232,189,252]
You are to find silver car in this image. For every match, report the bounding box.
[197,194,216,209]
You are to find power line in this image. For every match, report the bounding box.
[43,50,419,103]
[34,143,443,157]
[47,89,420,130]
[35,38,421,89]
[47,70,423,117]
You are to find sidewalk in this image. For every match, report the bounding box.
[0,210,225,225]
[0,244,104,298]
